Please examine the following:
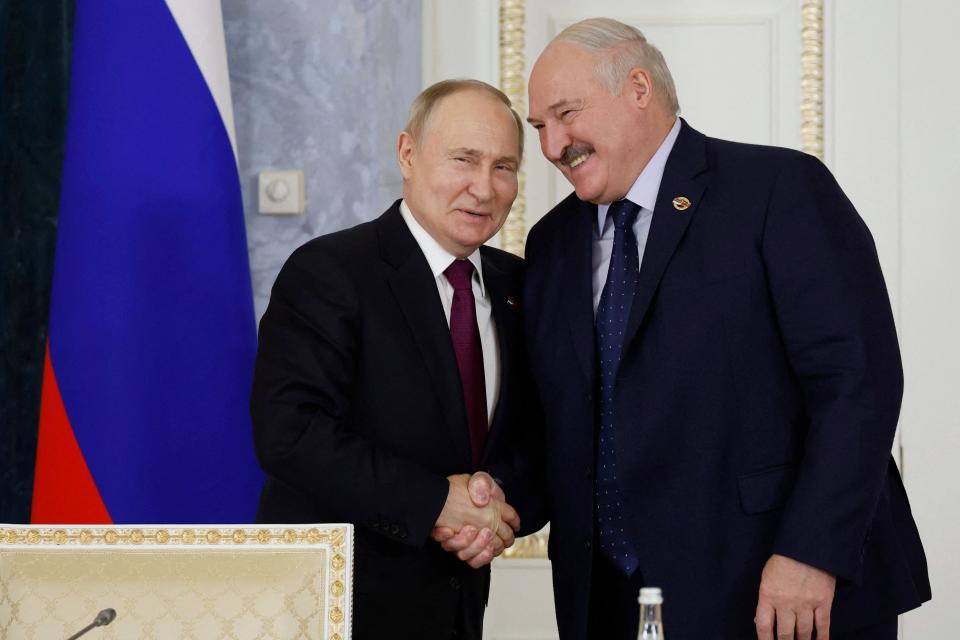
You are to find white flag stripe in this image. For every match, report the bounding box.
[164,0,238,163]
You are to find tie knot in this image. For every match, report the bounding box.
[609,199,640,230]
[444,259,475,291]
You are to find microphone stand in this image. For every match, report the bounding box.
[66,608,116,640]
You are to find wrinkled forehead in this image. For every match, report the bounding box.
[422,91,521,158]
[434,90,517,142]
[529,44,606,110]
[535,43,602,82]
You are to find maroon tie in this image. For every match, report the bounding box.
[444,259,488,469]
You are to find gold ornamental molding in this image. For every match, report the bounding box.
[502,527,548,559]
[0,524,347,549]
[0,524,352,640]
[801,0,825,160]
[496,0,544,559]
[499,0,527,257]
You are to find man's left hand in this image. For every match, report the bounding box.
[754,553,836,640]
[431,472,519,568]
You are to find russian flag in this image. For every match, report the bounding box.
[31,0,263,524]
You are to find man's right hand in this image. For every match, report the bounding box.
[432,472,520,568]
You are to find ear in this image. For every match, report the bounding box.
[397,131,416,179]
[625,68,654,109]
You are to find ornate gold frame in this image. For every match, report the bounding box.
[496,0,827,559]
[499,0,527,256]
[0,524,352,639]
[801,0,825,159]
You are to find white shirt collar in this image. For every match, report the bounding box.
[597,116,682,233]
[399,200,487,297]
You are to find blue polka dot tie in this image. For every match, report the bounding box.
[595,198,641,576]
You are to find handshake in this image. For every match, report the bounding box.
[432,472,521,569]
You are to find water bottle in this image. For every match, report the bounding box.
[638,586,665,640]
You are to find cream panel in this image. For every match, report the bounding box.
[897,0,960,636]
[828,0,901,315]
[485,559,557,640]
[421,0,499,87]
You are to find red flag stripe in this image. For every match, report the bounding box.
[31,344,112,524]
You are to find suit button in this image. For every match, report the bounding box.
[584,539,592,551]
[391,524,400,535]
[449,577,461,591]
[584,465,592,479]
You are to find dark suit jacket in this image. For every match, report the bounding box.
[251,201,542,639]
[524,121,930,639]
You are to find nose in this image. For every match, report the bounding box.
[468,167,494,203]
[540,123,571,163]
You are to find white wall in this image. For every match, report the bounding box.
[897,0,960,636]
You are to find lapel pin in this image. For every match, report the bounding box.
[672,196,691,211]
[506,295,519,309]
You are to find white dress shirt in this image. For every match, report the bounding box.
[593,117,682,313]
[400,200,500,424]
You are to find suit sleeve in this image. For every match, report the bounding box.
[250,246,449,547]
[485,379,549,537]
[762,153,903,583]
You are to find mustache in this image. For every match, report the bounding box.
[559,144,595,166]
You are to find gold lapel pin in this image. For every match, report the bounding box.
[506,295,519,309]
[672,196,691,211]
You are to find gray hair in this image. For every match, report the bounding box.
[405,78,524,161]
[553,17,680,115]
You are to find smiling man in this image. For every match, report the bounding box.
[251,79,543,640]
[522,17,930,640]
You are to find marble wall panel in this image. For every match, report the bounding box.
[223,0,422,320]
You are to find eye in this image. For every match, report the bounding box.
[559,109,576,120]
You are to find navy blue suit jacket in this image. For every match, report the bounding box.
[524,121,930,639]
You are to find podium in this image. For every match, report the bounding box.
[0,524,353,639]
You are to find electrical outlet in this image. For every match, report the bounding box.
[258,169,305,215]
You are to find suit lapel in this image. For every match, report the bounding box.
[623,121,708,347]
[563,199,598,384]
[377,203,473,466]
[478,252,515,464]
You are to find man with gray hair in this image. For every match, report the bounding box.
[252,78,543,639]
[522,16,930,640]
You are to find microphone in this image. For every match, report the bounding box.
[66,608,116,640]
[93,609,116,626]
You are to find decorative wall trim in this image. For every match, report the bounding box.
[801,0,824,159]
[0,524,346,549]
[499,0,527,256]
[503,528,548,559]
[498,3,544,558]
